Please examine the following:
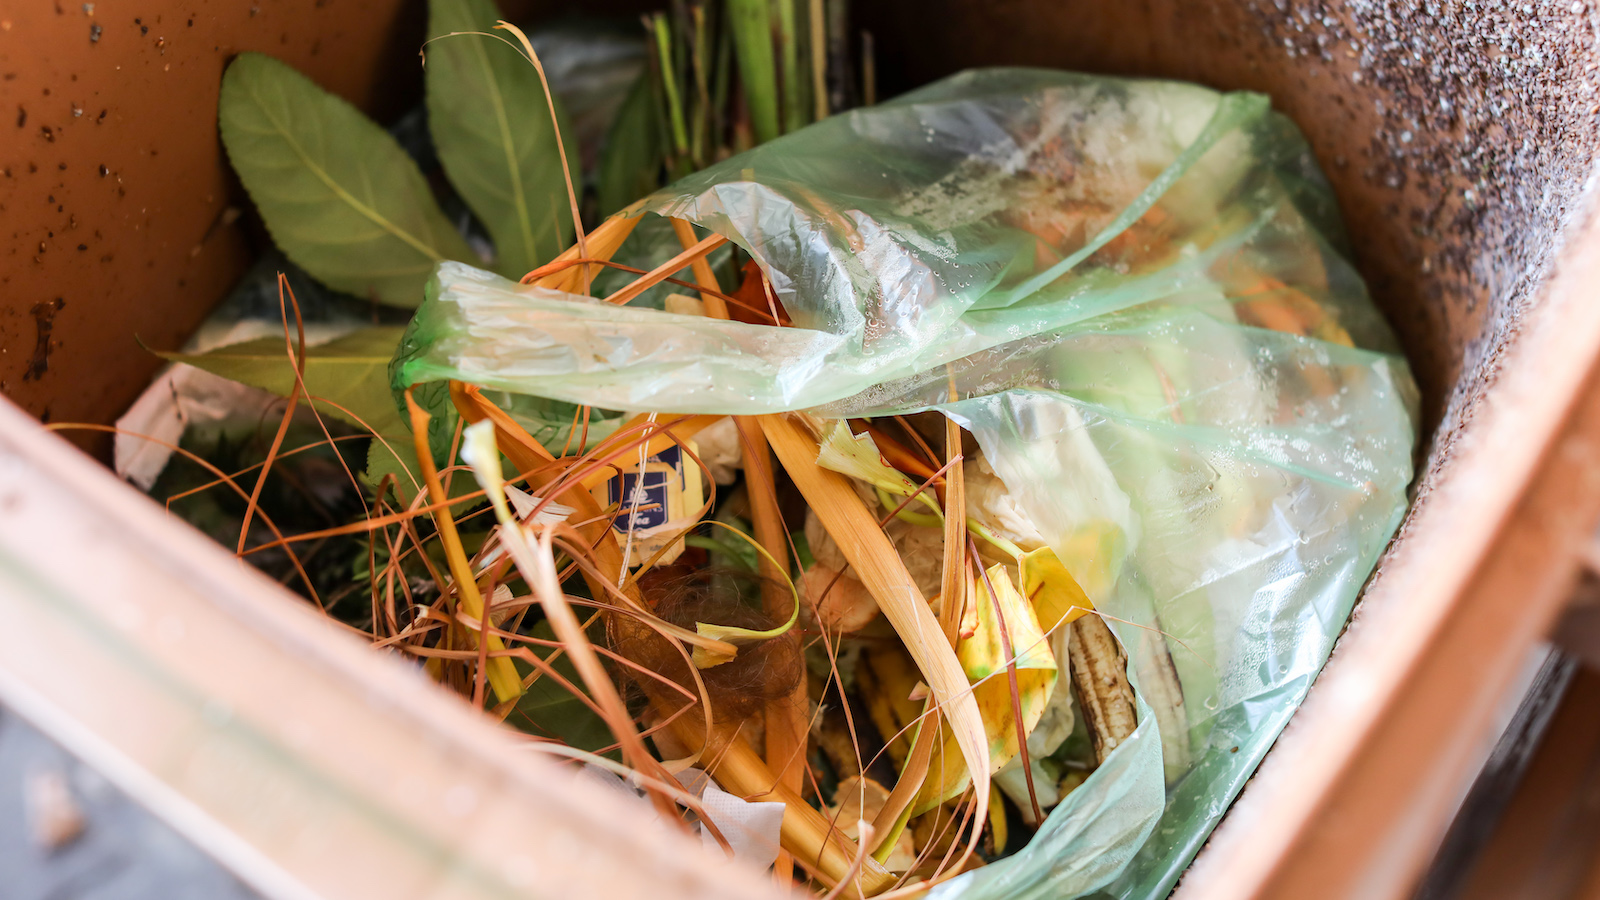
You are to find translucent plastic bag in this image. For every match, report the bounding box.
[392,68,1417,899]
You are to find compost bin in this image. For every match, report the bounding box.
[3,2,1600,899]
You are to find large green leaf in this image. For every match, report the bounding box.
[425,0,577,279]
[219,53,475,308]
[164,326,409,440]
[597,71,663,218]
[509,622,615,755]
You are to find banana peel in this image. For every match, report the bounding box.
[860,645,924,770]
[912,564,1056,815]
[1069,614,1138,764]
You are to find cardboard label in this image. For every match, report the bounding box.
[594,441,704,567]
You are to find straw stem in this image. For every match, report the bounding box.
[404,391,523,703]
[761,412,992,839]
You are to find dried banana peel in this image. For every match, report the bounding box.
[1068,614,1139,765]
[1136,629,1192,784]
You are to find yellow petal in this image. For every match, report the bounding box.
[913,566,1058,814]
[1020,546,1094,634]
[815,419,924,501]
[1054,521,1127,604]
[959,564,1056,681]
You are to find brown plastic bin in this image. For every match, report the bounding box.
[3,2,1600,898]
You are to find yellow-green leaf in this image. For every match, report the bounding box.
[219,53,475,307]
[914,565,1056,814]
[163,326,409,439]
[959,564,1055,681]
[815,420,935,514]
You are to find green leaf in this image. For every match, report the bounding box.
[510,622,615,755]
[425,0,576,279]
[366,424,497,511]
[364,435,423,507]
[597,71,664,217]
[727,0,780,145]
[163,325,410,440]
[219,54,475,308]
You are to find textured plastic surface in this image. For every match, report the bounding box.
[392,69,1417,898]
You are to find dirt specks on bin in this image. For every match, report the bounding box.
[1281,2,1598,520]
[23,298,65,382]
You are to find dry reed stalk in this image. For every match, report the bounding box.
[448,382,883,892]
[760,412,993,851]
[520,255,766,319]
[809,0,828,120]
[746,421,810,881]
[868,411,972,857]
[494,22,588,290]
[867,703,939,860]
[57,422,322,604]
[693,723,895,897]
[499,516,680,822]
[578,412,723,490]
[236,275,307,558]
[938,408,967,643]
[669,218,730,318]
[522,212,641,292]
[668,216,809,885]
[602,232,728,305]
[404,392,523,703]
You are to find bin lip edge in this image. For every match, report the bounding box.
[1178,184,1600,897]
[0,395,788,900]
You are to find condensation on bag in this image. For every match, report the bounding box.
[392,68,1418,900]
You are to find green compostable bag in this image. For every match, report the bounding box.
[392,68,1417,899]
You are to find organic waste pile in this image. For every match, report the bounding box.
[110,3,1417,899]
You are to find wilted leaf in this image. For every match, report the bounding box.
[163,326,409,440]
[815,420,922,502]
[425,0,577,279]
[597,70,663,217]
[959,564,1055,681]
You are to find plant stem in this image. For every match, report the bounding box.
[689,5,712,168]
[810,0,828,120]
[727,0,781,144]
[404,392,522,703]
[776,0,806,133]
[652,14,692,162]
[861,29,876,106]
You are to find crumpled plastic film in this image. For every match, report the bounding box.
[391,67,1417,899]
